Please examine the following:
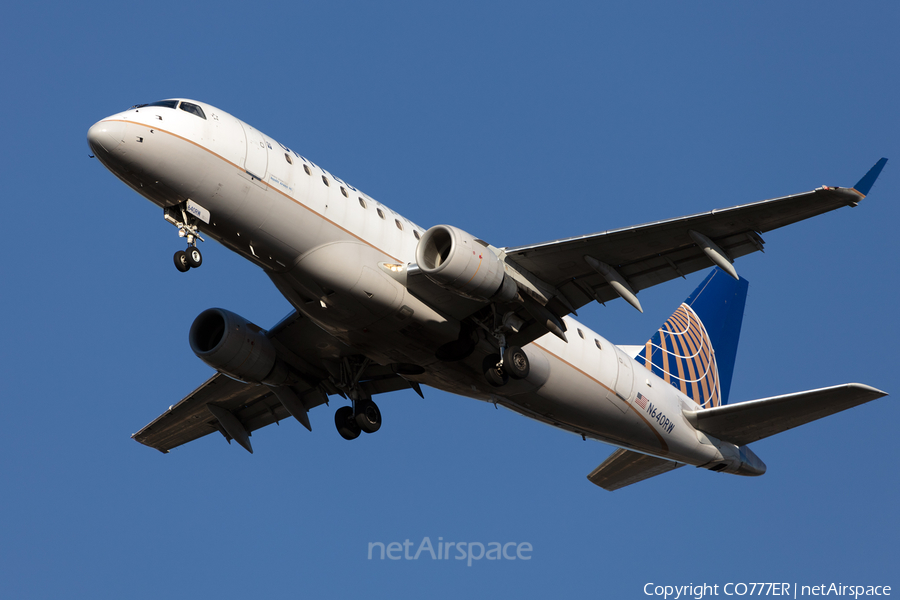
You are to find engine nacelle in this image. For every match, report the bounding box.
[415,225,517,301]
[189,308,289,385]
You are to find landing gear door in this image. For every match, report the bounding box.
[241,122,268,181]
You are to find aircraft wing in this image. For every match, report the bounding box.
[132,311,420,453]
[682,383,888,446]
[503,159,887,316]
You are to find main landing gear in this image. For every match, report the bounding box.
[331,356,384,440]
[165,203,205,273]
[480,311,531,388]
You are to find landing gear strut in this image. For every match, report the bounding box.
[483,354,508,387]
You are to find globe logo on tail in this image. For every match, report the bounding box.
[636,303,721,408]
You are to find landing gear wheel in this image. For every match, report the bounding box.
[483,354,508,387]
[503,346,530,380]
[354,400,382,434]
[186,246,203,268]
[335,406,361,440]
[173,250,190,272]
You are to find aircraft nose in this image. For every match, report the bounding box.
[87,119,126,155]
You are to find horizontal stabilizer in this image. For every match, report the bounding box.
[587,448,682,491]
[683,383,887,446]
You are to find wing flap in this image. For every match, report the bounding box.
[683,383,888,446]
[586,448,683,491]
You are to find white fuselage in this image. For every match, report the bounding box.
[88,99,761,474]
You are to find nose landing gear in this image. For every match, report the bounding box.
[164,203,206,273]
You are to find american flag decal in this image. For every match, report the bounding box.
[635,392,648,410]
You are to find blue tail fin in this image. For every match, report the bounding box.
[635,268,749,407]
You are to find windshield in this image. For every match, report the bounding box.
[131,100,179,110]
[130,99,206,120]
[146,100,179,109]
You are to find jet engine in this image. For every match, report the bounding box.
[415,225,517,301]
[189,308,290,385]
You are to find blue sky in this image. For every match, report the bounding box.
[2,2,898,598]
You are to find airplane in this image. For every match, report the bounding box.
[87,98,888,491]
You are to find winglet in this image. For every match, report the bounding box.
[852,157,888,197]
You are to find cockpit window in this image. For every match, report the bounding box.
[145,100,179,109]
[179,101,206,120]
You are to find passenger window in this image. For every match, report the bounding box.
[395,219,403,231]
[595,339,602,350]
[377,208,385,219]
[413,230,421,240]
[577,329,584,339]
[341,187,348,198]
[179,101,207,119]
[358,197,367,209]
[322,176,330,186]
[303,164,311,175]
[284,153,293,164]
